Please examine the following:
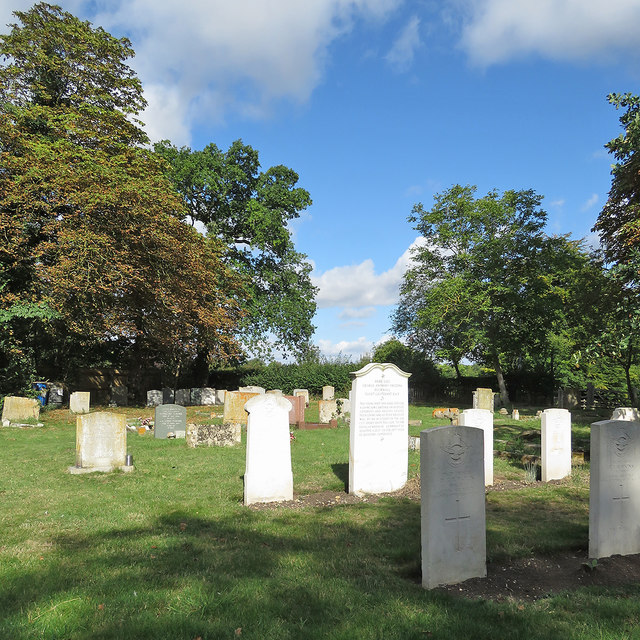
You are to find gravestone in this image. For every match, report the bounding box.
[458,408,494,486]
[154,404,187,439]
[201,387,216,405]
[223,391,260,425]
[110,385,127,406]
[2,396,41,424]
[186,422,240,447]
[511,409,520,421]
[190,388,203,406]
[146,390,163,407]
[294,389,309,406]
[267,389,283,396]
[244,394,293,505]
[69,411,132,474]
[175,388,191,406]
[589,420,640,559]
[337,398,351,415]
[349,363,411,495]
[322,386,335,401]
[239,386,265,394]
[215,390,227,405]
[48,386,64,407]
[421,425,486,588]
[69,392,90,414]
[285,394,305,425]
[541,408,571,482]
[319,399,338,423]
[611,407,640,421]
[162,388,174,404]
[472,388,494,412]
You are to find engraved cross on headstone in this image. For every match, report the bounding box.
[445,498,470,551]
[613,483,630,525]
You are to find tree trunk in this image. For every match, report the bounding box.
[624,344,638,407]
[453,360,462,379]
[493,352,510,406]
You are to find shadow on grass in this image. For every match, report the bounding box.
[331,462,349,490]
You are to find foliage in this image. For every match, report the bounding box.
[0,4,244,391]
[372,338,441,388]
[154,139,317,360]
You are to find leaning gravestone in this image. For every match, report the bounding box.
[186,422,240,447]
[175,388,191,406]
[154,404,187,439]
[146,390,163,407]
[541,408,571,482]
[472,388,494,412]
[349,363,411,495]
[421,425,486,588]
[69,391,90,414]
[244,394,293,505]
[322,386,335,401]
[318,399,337,423]
[68,411,132,474]
[2,396,41,424]
[589,420,640,559]
[458,408,494,486]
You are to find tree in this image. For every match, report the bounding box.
[154,140,317,360]
[392,184,590,404]
[0,3,244,392]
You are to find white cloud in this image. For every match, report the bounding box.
[549,199,565,208]
[581,193,599,211]
[317,336,373,357]
[312,237,424,309]
[385,15,422,71]
[458,0,640,66]
[339,307,377,319]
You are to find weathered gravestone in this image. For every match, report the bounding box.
[285,394,305,425]
[190,388,203,406]
[337,397,351,415]
[2,396,41,424]
[458,408,494,486]
[69,391,90,414]
[322,385,335,401]
[239,386,265,394]
[293,389,309,406]
[110,385,127,406]
[200,387,216,405]
[175,388,191,406]
[154,404,187,439]
[611,407,640,421]
[215,390,227,405]
[472,388,494,412]
[541,408,571,482]
[267,389,283,396]
[421,425,486,589]
[244,394,293,505]
[319,399,338,423]
[162,388,175,404]
[589,420,640,559]
[223,391,260,425]
[146,390,163,407]
[48,386,64,407]
[349,363,411,495]
[69,411,132,474]
[186,422,240,448]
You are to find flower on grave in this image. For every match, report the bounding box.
[290,432,296,441]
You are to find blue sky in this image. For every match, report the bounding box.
[2,0,640,360]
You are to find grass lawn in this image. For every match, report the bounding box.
[0,403,637,639]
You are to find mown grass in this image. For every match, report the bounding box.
[0,404,637,639]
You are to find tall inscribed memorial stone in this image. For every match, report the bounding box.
[348,362,411,495]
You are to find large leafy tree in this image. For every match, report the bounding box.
[154,140,317,360]
[393,185,591,404]
[0,3,244,393]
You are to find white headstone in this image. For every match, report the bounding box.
[319,399,337,423]
[69,391,90,414]
[511,409,520,421]
[589,420,640,559]
[421,425,486,588]
[244,394,293,505]
[611,407,640,421]
[541,408,571,482]
[348,363,411,495]
[69,411,131,473]
[239,386,265,394]
[322,386,335,401]
[458,408,494,486]
[293,389,309,406]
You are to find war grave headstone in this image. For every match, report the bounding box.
[215,390,227,405]
[200,387,216,405]
[541,408,571,482]
[190,388,203,406]
[611,407,640,421]
[421,425,486,588]
[223,391,260,425]
[146,390,163,407]
[69,391,90,414]
[68,411,133,474]
[319,399,338,423]
[458,408,494,486]
[155,404,187,439]
[589,420,640,559]
[472,388,495,412]
[322,385,335,401]
[175,388,191,406]
[294,389,309,406]
[239,386,265,394]
[349,362,411,495]
[186,422,240,448]
[285,394,305,425]
[2,396,41,425]
[244,394,293,505]
[162,387,175,404]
